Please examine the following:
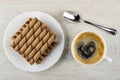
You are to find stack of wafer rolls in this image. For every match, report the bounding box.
[11,17,57,65]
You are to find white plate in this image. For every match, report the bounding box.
[4,11,64,72]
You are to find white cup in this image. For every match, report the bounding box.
[71,31,112,65]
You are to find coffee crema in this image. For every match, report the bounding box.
[73,32,105,64]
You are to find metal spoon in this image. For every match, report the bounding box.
[63,11,117,35]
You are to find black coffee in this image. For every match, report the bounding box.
[72,32,105,64]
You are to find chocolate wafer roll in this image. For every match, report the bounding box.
[38,41,56,58]
[29,17,38,28]
[23,26,48,57]
[22,27,48,57]
[18,23,44,54]
[12,18,32,40]
[25,17,32,24]
[13,20,42,51]
[35,55,44,64]
[11,18,38,48]
[41,42,57,57]
[14,24,29,46]
[25,31,52,61]
[29,34,56,65]
[36,42,57,64]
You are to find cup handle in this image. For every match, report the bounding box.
[104,56,112,62]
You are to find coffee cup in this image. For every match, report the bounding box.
[71,31,112,65]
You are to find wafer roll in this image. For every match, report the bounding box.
[29,56,44,64]
[43,42,57,55]
[26,31,52,61]
[12,24,30,51]
[19,27,46,54]
[12,18,32,40]
[29,34,56,65]
[22,28,49,57]
[36,42,57,64]
[14,24,29,43]
[29,17,38,28]
[13,20,41,51]
[11,18,38,48]
[35,56,44,64]
[25,17,32,24]
[22,24,47,57]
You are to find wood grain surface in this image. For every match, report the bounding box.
[0,0,120,80]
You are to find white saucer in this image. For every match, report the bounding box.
[4,11,64,72]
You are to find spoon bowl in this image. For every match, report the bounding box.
[63,11,82,22]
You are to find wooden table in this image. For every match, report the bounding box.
[0,0,120,80]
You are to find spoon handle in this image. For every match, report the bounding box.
[84,20,117,35]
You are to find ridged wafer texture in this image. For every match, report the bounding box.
[28,33,56,65]
[21,26,48,57]
[36,42,57,64]
[11,17,57,65]
[12,17,32,40]
[16,23,46,54]
[22,29,51,59]
[11,17,38,48]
